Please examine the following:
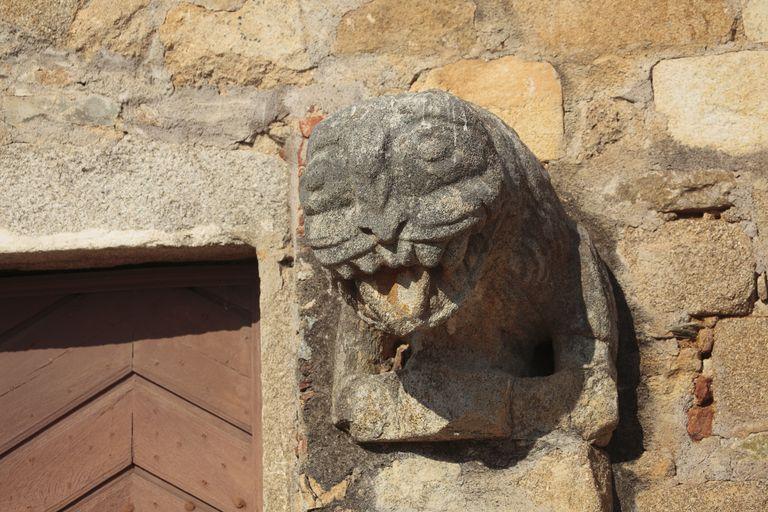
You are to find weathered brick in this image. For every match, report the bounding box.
[687,405,714,441]
[67,0,153,58]
[412,56,564,161]
[619,220,755,335]
[636,481,768,511]
[693,375,712,406]
[159,2,314,87]
[712,317,768,437]
[745,0,768,42]
[335,0,476,56]
[0,0,80,42]
[653,51,768,155]
[510,0,733,57]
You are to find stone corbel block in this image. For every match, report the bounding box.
[299,91,619,445]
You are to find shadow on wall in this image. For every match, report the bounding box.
[606,269,644,512]
[606,269,644,464]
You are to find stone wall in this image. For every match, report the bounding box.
[1,0,767,511]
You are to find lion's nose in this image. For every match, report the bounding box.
[358,217,404,244]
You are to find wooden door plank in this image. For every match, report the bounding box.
[61,471,133,512]
[0,343,132,454]
[134,337,252,431]
[62,468,221,512]
[195,286,256,317]
[133,287,253,430]
[0,382,133,512]
[133,378,254,512]
[131,468,221,512]
[132,288,252,377]
[0,294,63,339]
[0,295,133,454]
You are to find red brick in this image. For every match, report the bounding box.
[693,375,713,405]
[687,405,714,441]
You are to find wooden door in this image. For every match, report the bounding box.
[0,263,261,512]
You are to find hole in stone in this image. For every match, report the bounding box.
[360,227,374,235]
[665,205,731,220]
[379,337,411,372]
[530,337,555,377]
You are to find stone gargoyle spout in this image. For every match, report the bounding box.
[299,91,619,445]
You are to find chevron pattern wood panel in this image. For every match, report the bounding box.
[0,264,261,512]
[63,468,219,512]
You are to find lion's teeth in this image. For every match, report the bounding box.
[377,240,417,268]
[414,242,445,267]
[334,263,355,279]
[351,252,383,274]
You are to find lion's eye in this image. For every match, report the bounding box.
[302,166,324,192]
[417,137,452,162]
[301,155,353,215]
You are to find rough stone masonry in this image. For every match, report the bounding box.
[1,0,767,511]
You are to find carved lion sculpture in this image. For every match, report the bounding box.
[300,91,619,445]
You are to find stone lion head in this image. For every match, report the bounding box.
[300,91,529,336]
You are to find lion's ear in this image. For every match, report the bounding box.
[470,103,562,204]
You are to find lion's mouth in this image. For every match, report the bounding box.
[356,265,434,320]
[341,230,488,336]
